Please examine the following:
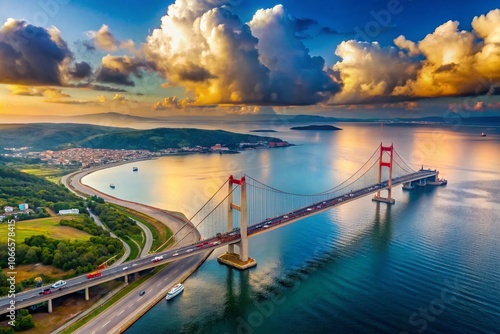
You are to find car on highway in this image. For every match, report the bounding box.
[213,241,221,245]
[40,288,52,295]
[139,290,146,296]
[306,208,313,211]
[172,252,179,256]
[122,266,129,271]
[51,280,66,289]
[152,255,164,262]
[186,249,193,253]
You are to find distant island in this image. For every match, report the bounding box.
[290,125,342,131]
[250,129,277,133]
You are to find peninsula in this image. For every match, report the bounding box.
[290,125,342,131]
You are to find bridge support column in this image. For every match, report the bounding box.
[372,143,396,204]
[218,176,257,270]
[47,299,53,313]
[85,287,89,301]
[124,274,128,285]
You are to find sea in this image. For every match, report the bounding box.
[81,122,500,334]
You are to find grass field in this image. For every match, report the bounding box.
[1,263,69,282]
[21,167,71,184]
[0,216,91,243]
[21,167,63,177]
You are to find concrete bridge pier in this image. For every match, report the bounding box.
[124,274,128,285]
[85,287,90,301]
[417,178,427,186]
[218,176,257,270]
[47,299,52,313]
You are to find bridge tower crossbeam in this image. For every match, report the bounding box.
[372,143,396,204]
[217,175,257,270]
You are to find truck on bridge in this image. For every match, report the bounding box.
[86,271,102,279]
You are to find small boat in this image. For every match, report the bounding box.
[132,167,138,171]
[109,183,115,189]
[481,132,486,137]
[166,283,184,300]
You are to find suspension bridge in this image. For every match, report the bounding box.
[0,143,447,314]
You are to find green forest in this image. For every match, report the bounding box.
[0,165,85,215]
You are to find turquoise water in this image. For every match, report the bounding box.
[83,123,500,334]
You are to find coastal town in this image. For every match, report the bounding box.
[3,140,290,168]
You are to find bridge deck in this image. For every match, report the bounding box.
[0,170,439,314]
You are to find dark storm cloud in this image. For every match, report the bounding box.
[95,66,135,86]
[0,19,72,85]
[95,55,148,86]
[70,61,93,79]
[178,64,217,82]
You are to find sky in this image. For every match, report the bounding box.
[0,0,499,119]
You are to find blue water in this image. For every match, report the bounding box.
[83,123,500,334]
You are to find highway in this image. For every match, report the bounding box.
[76,252,208,334]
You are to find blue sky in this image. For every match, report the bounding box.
[0,0,499,118]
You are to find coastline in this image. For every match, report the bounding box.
[60,160,209,333]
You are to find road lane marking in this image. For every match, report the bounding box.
[128,303,134,308]
[156,282,162,287]
[102,321,110,328]
[118,310,124,316]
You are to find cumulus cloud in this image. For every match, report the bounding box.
[95,55,148,86]
[7,85,43,96]
[330,40,418,104]
[249,5,339,104]
[87,24,135,52]
[6,85,71,102]
[152,96,195,110]
[145,0,339,105]
[331,9,500,104]
[0,19,72,85]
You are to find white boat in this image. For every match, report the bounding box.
[165,283,184,300]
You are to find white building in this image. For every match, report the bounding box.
[19,203,29,210]
[58,209,80,215]
[3,206,13,213]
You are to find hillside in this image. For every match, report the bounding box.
[0,123,284,151]
[0,165,84,213]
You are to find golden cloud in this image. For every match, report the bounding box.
[330,9,500,104]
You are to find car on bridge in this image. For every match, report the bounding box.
[40,288,52,295]
[152,255,164,262]
[51,280,66,289]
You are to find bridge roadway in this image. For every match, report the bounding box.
[0,169,437,315]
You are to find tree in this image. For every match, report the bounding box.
[24,248,38,264]
[15,310,34,331]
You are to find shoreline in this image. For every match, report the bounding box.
[61,160,209,333]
